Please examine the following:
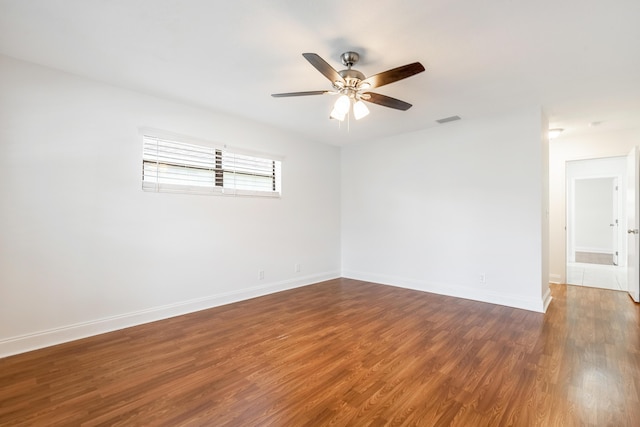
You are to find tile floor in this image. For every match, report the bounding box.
[566,262,627,291]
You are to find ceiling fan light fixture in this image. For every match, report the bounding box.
[333,95,351,115]
[353,100,370,120]
[330,107,346,121]
[330,109,346,121]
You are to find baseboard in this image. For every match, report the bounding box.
[0,271,340,359]
[342,270,548,313]
[549,273,562,284]
[542,286,553,312]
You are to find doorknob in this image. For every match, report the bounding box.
[628,229,639,234]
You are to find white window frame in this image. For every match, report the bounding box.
[141,132,282,198]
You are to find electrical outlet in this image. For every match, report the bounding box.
[295,263,301,273]
[480,273,486,284]
[259,270,265,280]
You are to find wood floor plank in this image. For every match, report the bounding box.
[1,279,639,426]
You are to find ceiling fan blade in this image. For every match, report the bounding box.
[302,53,346,85]
[271,90,330,97]
[361,62,425,89]
[362,92,413,111]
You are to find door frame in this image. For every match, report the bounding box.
[565,156,627,286]
[627,147,640,301]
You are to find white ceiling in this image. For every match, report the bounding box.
[1,0,639,145]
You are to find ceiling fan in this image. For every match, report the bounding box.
[271,52,425,121]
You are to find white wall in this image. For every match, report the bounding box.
[549,128,640,283]
[0,55,341,357]
[341,107,550,312]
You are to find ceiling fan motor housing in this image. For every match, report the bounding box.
[337,69,366,90]
[337,51,366,91]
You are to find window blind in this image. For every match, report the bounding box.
[142,136,281,197]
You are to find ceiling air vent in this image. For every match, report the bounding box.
[436,115,461,124]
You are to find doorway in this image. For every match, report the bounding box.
[566,157,627,291]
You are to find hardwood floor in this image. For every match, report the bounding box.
[1,279,639,426]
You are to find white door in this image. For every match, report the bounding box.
[626,147,640,302]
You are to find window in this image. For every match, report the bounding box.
[142,135,281,197]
